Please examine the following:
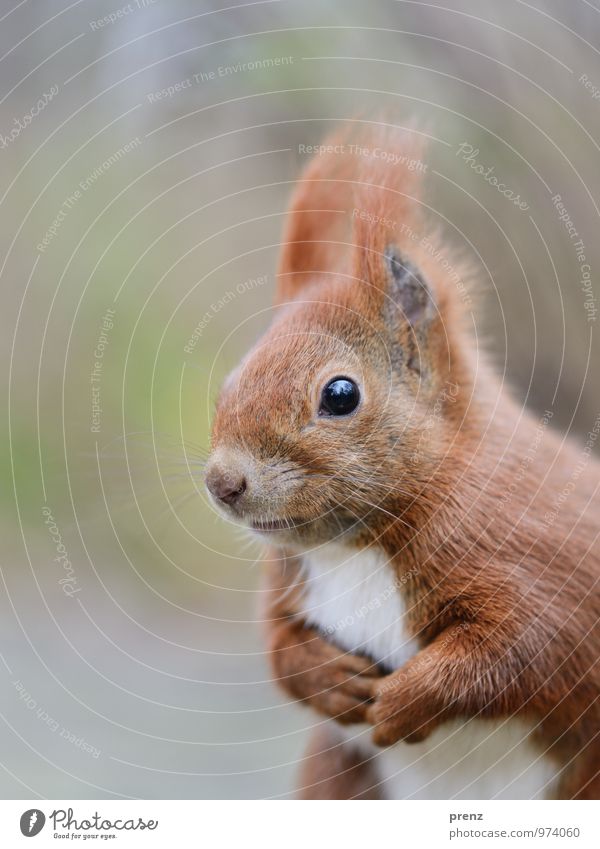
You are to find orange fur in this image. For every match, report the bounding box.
[208,122,600,799]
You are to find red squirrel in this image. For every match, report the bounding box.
[205,123,600,799]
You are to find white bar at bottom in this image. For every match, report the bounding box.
[0,799,598,848]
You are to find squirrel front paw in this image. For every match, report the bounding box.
[270,627,382,724]
[366,674,444,745]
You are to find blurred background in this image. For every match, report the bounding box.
[1,0,599,798]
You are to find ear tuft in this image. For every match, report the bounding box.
[384,246,434,325]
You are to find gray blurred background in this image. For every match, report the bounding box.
[1,0,599,798]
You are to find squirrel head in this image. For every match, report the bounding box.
[206,124,472,549]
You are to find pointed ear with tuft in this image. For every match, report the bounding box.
[383,246,435,328]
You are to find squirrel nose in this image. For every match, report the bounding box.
[206,466,247,506]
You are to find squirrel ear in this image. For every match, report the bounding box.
[384,246,434,325]
[276,128,355,304]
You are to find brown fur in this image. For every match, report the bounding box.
[208,123,600,799]
[296,723,383,800]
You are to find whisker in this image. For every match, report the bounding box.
[160,472,206,483]
[269,456,401,492]
[158,459,209,470]
[122,430,211,457]
[153,488,201,533]
[331,472,416,501]
[280,473,332,484]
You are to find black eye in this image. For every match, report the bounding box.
[319,378,360,416]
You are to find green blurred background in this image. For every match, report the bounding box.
[1,0,599,798]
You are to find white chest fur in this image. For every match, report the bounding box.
[301,544,559,800]
[302,543,420,670]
